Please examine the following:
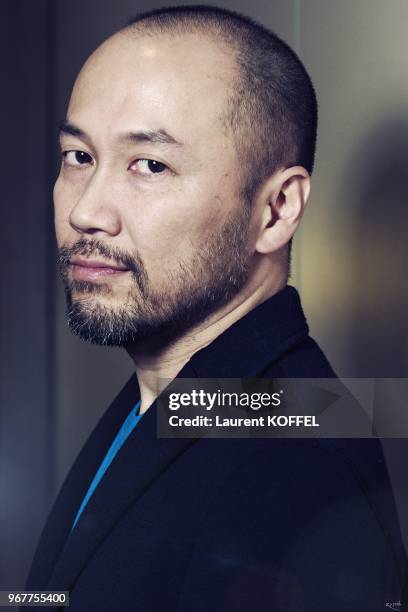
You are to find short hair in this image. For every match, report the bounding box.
[126,5,318,205]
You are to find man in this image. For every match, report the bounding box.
[25,6,407,611]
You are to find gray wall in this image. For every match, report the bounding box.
[0,0,55,591]
[1,0,408,592]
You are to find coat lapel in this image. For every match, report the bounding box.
[46,389,196,592]
[26,374,141,590]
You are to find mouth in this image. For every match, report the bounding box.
[69,257,130,281]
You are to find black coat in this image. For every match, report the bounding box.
[25,286,407,611]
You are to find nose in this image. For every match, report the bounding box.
[69,170,122,237]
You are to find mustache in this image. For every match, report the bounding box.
[58,238,136,271]
[57,237,148,291]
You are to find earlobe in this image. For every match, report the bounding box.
[255,166,310,255]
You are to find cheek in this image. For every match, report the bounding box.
[123,189,234,283]
[53,174,79,245]
[125,187,215,250]
[136,176,234,244]
[124,202,195,276]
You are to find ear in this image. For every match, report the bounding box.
[255,166,311,255]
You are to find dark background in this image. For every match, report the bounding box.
[1,0,407,591]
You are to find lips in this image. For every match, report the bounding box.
[70,257,129,281]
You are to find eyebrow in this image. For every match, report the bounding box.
[59,119,84,138]
[58,119,184,148]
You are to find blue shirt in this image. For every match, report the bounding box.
[71,399,142,531]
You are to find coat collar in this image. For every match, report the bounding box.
[32,285,309,593]
[184,285,309,378]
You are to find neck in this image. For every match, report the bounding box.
[126,275,286,414]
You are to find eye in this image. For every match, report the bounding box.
[129,159,168,176]
[62,150,94,167]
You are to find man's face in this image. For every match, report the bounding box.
[55,31,254,346]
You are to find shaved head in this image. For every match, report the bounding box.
[124,5,317,203]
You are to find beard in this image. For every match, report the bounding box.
[58,205,251,349]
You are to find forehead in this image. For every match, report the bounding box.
[68,31,237,146]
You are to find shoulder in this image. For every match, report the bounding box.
[199,438,387,521]
[189,438,398,555]
[176,438,405,610]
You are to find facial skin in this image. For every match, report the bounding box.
[55,29,310,357]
